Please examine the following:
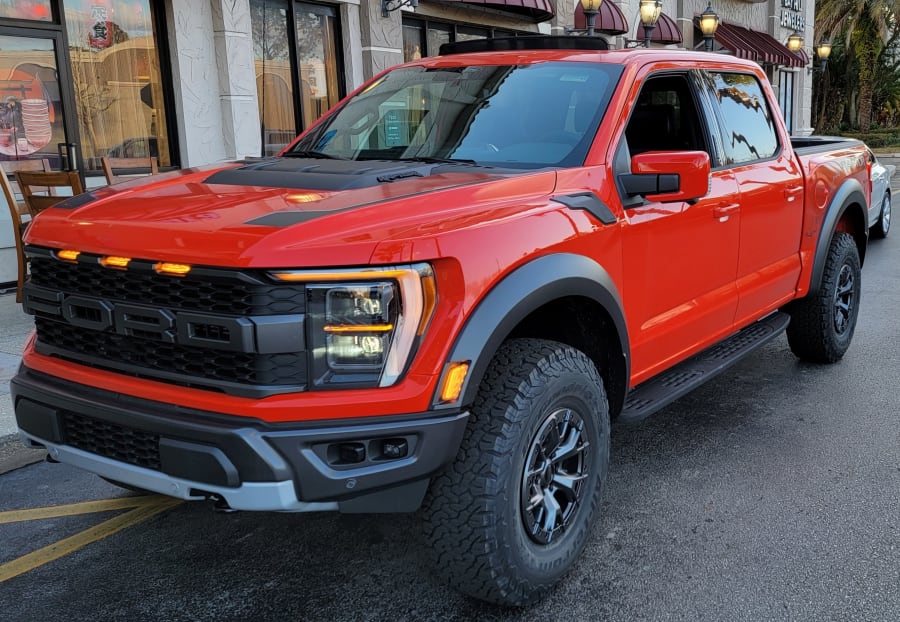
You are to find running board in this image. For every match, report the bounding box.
[618,312,790,425]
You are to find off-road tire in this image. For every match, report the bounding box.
[422,338,610,606]
[872,192,891,239]
[786,231,861,363]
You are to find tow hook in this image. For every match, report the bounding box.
[210,494,238,513]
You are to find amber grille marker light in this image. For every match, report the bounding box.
[154,262,192,276]
[100,256,131,269]
[57,250,80,262]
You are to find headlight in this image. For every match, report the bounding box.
[269,264,436,388]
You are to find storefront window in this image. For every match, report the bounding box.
[252,0,296,156]
[0,0,53,22]
[778,71,794,134]
[251,1,343,156]
[426,24,450,58]
[403,23,423,63]
[455,26,489,43]
[63,0,172,169]
[405,18,516,58]
[0,36,63,162]
[295,3,340,130]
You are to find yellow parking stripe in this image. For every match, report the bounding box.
[0,495,171,525]
[0,498,181,583]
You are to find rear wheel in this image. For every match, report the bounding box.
[787,231,861,363]
[422,338,610,606]
[872,192,891,239]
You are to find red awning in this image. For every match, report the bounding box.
[713,22,806,68]
[574,1,629,35]
[648,12,682,44]
[437,0,554,22]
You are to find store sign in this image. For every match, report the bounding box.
[89,4,113,50]
[780,0,805,31]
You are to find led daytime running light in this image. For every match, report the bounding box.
[324,324,394,333]
[271,269,409,282]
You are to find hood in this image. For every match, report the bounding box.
[25,158,557,267]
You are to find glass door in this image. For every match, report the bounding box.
[0,28,78,170]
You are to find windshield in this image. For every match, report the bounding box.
[292,62,622,169]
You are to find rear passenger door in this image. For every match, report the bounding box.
[617,72,741,384]
[699,71,804,325]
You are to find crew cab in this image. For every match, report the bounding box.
[12,37,871,605]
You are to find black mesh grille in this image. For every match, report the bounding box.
[36,318,307,388]
[29,256,305,315]
[26,249,310,394]
[62,411,161,470]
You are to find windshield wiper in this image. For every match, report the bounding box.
[398,156,478,165]
[283,150,346,160]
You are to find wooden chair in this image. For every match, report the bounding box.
[101,155,159,185]
[1,159,52,303]
[14,170,85,217]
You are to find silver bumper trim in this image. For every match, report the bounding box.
[22,433,338,513]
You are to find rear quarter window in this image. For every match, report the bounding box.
[707,72,778,166]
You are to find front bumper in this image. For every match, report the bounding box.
[11,366,468,513]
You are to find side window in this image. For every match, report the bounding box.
[624,74,707,156]
[707,72,778,165]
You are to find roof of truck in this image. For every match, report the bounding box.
[408,41,760,73]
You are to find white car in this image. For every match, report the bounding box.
[868,149,893,238]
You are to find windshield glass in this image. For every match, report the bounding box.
[292,62,622,169]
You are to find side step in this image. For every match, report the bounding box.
[618,311,790,425]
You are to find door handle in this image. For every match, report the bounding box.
[713,203,739,219]
[784,185,803,201]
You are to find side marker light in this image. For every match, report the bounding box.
[440,362,470,403]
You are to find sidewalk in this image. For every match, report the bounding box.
[0,289,34,438]
[0,288,47,472]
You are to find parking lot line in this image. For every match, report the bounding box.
[0,495,172,525]
[0,496,181,582]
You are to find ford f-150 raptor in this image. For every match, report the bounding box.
[12,37,872,605]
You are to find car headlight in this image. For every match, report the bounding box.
[269,264,436,388]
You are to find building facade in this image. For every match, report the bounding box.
[0,0,816,282]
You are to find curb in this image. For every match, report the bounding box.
[0,433,46,476]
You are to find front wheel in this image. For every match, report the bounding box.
[786,231,861,363]
[422,338,610,606]
[872,192,891,239]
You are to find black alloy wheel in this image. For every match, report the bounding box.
[520,407,590,545]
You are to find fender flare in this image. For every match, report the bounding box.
[809,178,868,295]
[436,253,630,414]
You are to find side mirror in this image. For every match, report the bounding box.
[620,151,711,203]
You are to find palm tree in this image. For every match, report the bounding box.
[816,0,900,132]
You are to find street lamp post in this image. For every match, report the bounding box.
[581,0,603,37]
[698,3,719,52]
[638,0,662,47]
[815,38,832,71]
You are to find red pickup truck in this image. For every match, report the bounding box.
[13,38,871,605]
